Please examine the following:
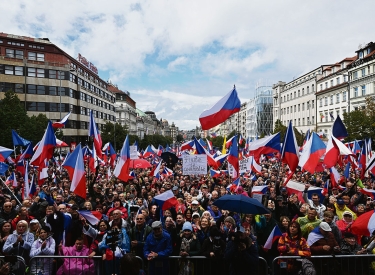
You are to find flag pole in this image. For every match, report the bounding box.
[0,177,22,205]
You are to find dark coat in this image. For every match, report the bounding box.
[310,232,339,255]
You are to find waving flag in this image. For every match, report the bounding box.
[52,112,71,128]
[30,121,56,166]
[264,225,283,249]
[157,145,164,156]
[352,140,361,155]
[143,145,156,158]
[77,210,102,225]
[298,132,326,174]
[199,87,241,130]
[360,188,375,200]
[0,146,13,162]
[5,172,16,186]
[210,168,221,178]
[0,162,9,175]
[226,136,236,149]
[63,143,86,199]
[181,140,195,152]
[323,135,354,168]
[248,132,281,161]
[281,121,299,173]
[206,138,213,152]
[332,115,348,140]
[12,130,31,146]
[351,210,375,237]
[153,190,178,210]
[251,185,268,195]
[89,110,102,156]
[321,180,329,197]
[238,134,244,145]
[23,161,30,200]
[113,136,131,182]
[359,144,368,179]
[330,167,341,189]
[227,135,239,179]
[250,156,262,173]
[17,143,33,161]
[152,161,162,179]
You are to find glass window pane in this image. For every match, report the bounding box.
[27,102,36,111]
[15,84,23,93]
[14,66,23,76]
[28,52,36,60]
[37,86,45,95]
[5,66,13,75]
[27,85,36,94]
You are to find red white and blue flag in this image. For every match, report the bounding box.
[332,115,348,140]
[180,140,195,151]
[11,130,31,146]
[248,133,281,161]
[225,136,236,149]
[30,121,56,166]
[323,135,354,168]
[89,110,102,156]
[227,135,239,179]
[52,112,71,128]
[281,121,299,173]
[330,166,341,189]
[199,87,241,130]
[251,185,268,195]
[113,136,131,182]
[298,132,326,174]
[78,210,102,225]
[63,143,86,199]
[0,146,13,162]
[17,143,34,162]
[5,172,17,187]
[351,209,375,237]
[143,145,156,158]
[210,168,221,178]
[153,190,178,211]
[264,225,282,249]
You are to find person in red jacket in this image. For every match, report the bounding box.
[11,206,34,229]
[106,198,128,220]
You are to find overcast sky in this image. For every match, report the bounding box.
[2,1,375,130]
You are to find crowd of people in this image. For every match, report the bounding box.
[0,152,375,275]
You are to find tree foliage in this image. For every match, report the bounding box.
[176,134,184,142]
[139,134,172,150]
[21,114,50,145]
[101,122,128,151]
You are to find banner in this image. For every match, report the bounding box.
[239,158,251,174]
[182,155,207,175]
[129,146,138,160]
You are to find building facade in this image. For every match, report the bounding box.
[0,33,116,145]
[246,86,273,139]
[109,84,137,136]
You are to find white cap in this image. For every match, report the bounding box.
[191,200,199,205]
[319,222,332,232]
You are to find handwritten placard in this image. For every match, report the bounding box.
[182,155,207,175]
[129,146,138,160]
[239,158,251,174]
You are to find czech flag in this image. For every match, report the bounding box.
[78,210,102,225]
[264,225,282,249]
[152,161,162,179]
[63,143,86,199]
[181,140,195,151]
[321,180,329,196]
[0,146,13,162]
[352,210,375,237]
[89,110,102,156]
[143,145,156,158]
[248,132,281,161]
[17,143,33,162]
[298,132,326,174]
[199,86,241,130]
[332,115,348,140]
[281,121,299,173]
[5,172,17,187]
[11,130,31,146]
[113,135,131,182]
[225,136,236,149]
[330,166,341,189]
[251,185,268,195]
[359,145,367,179]
[0,162,9,175]
[52,112,71,128]
[30,121,56,166]
[286,180,323,203]
[360,188,375,200]
[227,135,239,179]
[323,135,354,168]
[210,168,221,178]
[153,190,178,211]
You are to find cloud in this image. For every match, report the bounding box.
[1,0,375,131]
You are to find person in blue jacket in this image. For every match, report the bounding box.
[99,224,130,275]
[144,221,173,275]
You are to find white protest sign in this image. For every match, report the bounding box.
[239,158,251,174]
[252,193,263,203]
[129,146,138,160]
[182,155,207,175]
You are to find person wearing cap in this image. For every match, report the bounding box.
[190,200,204,216]
[224,225,259,275]
[307,222,340,255]
[336,210,356,237]
[143,221,173,275]
[334,198,357,220]
[28,219,41,239]
[340,231,366,255]
[177,221,201,255]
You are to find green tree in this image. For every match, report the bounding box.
[0,90,28,148]
[21,114,50,145]
[273,119,287,140]
[101,122,128,151]
[343,108,371,142]
[227,130,236,140]
[176,134,183,142]
[211,136,224,150]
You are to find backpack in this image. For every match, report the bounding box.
[298,258,317,275]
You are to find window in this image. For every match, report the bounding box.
[325,82,328,89]
[294,105,296,112]
[343,91,347,101]
[287,107,289,114]
[27,85,36,94]
[354,87,358,97]
[312,116,315,123]
[28,44,44,49]
[15,66,23,76]
[330,95,333,105]
[359,51,363,59]
[81,121,87,129]
[298,104,300,111]
[302,88,304,95]
[320,84,323,91]
[302,118,305,125]
[325,112,328,122]
[298,90,300,97]
[362,68,366,77]
[287,95,289,101]
[49,70,57,79]
[330,80,334,87]
[307,101,310,110]
[298,118,300,126]
[362,85,366,96]
[336,94,340,103]
[307,86,309,94]
[15,84,23,93]
[37,86,45,95]
[294,91,296,98]
[302,103,305,111]
[312,84,315,92]
[5,66,14,75]
[353,71,358,79]
[312,100,314,109]
[337,77,340,85]
[28,52,44,61]
[6,49,23,59]
[324,97,328,106]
